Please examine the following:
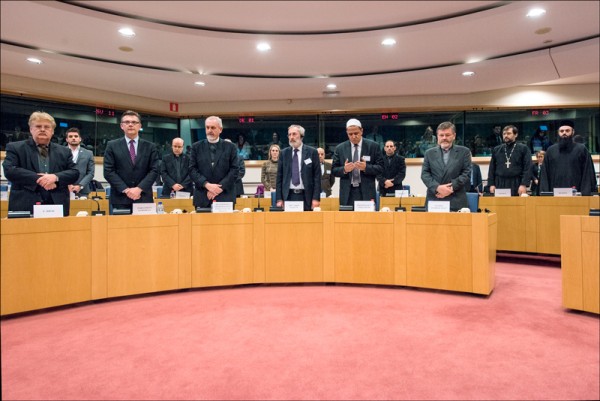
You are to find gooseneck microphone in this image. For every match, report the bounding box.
[395,185,406,212]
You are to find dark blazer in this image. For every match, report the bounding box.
[332,138,384,206]
[421,145,471,211]
[2,138,79,215]
[189,139,239,208]
[71,146,95,195]
[469,163,483,193]
[377,153,407,195]
[103,137,159,206]
[320,161,335,197]
[276,145,321,211]
[160,152,193,197]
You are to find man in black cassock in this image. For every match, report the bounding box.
[487,125,532,196]
[540,120,597,196]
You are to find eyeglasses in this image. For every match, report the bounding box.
[121,120,140,125]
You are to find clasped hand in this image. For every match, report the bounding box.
[435,183,453,198]
[344,159,366,173]
[205,182,223,200]
[36,173,58,190]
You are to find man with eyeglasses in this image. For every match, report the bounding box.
[103,110,159,212]
[3,111,79,215]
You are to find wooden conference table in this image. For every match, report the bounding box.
[1,211,497,315]
[1,195,596,255]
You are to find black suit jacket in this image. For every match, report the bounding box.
[276,145,321,210]
[189,139,239,208]
[469,163,483,193]
[3,138,79,215]
[332,138,384,205]
[377,153,407,194]
[160,153,193,196]
[103,137,159,206]
[320,161,335,197]
[421,145,471,211]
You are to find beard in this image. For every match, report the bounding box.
[558,135,573,150]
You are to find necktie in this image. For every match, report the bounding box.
[129,140,136,164]
[38,145,48,158]
[292,149,300,186]
[352,144,360,185]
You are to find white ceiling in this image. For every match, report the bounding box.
[1,1,599,104]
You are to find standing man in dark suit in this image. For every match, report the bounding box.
[332,118,384,207]
[421,121,471,211]
[3,111,79,215]
[276,124,321,211]
[189,116,239,208]
[377,140,406,196]
[65,127,95,197]
[103,110,159,211]
[160,137,193,197]
[317,147,335,197]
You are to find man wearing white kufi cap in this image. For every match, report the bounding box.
[332,118,384,208]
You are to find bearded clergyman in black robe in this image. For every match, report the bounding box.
[540,120,597,196]
[488,125,532,196]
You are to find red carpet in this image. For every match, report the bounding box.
[1,262,599,400]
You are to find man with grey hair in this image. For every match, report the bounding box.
[421,121,471,211]
[276,124,321,211]
[189,116,239,208]
[332,118,384,208]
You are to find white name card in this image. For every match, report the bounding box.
[494,188,512,197]
[132,203,157,215]
[354,200,375,212]
[394,190,409,198]
[284,201,304,212]
[175,191,191,199]
[554,188,573,197]
[211,202,234,213]
[427,201,450,213]
[33,204,64,218]
[0,191,7,201]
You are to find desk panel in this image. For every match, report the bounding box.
[1,218,92,314]
[534,197,591,254]
[560,215,599,314]
[333,213,396,285]
[191,213,255,287]
[264,213,325,282]
[479,197,529,252]
[107,215,182,297]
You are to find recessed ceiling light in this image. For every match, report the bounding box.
[462,71,475,77]
[326,83,337,90]
[118,28,136,37]
[194,81,206,86]
[381,38,396,46]
[26,57,43,64]
[466,58,482,64]
[257,42,271,52]
[527,8,546,18]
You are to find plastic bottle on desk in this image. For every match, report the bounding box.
[170,190,175,199]
[572,186,577,196]
[156,201,165,214]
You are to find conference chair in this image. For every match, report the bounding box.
[466,192,480,213]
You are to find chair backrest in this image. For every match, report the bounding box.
[403,185,410,195]
[466,192,479,213]
[156,187,163,198]
[271,191,277,208]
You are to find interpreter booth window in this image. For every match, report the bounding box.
[188,115,320,161]
[321,112,465,159]
[464,108,599,156]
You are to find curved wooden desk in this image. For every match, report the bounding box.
[1,212,496,315]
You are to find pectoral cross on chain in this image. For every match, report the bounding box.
[505,160,511,168]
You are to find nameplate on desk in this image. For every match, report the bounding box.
[494,188,512,197]
[394,190,409,198]
[284,201,304,212]
[427,201,450,213]
[132,203,157,215]
[33,204,64,218]
[1,191,8,201]
[554,188,573,197]
[175,191,191,199]
[211,202,234,213]
[354,200,375,212]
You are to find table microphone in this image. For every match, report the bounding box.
[254,192,264,212]
[395,187,406,212]
[89,180,105,215]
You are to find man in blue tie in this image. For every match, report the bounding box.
[276,124,321,211]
